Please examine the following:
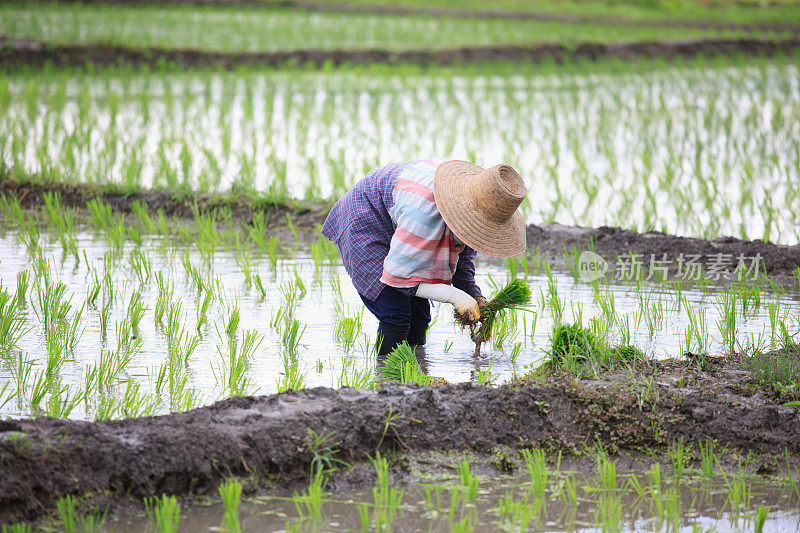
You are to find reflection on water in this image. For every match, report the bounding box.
[110,468,800,532]
[2,62,799,242]
[0,223,797,421]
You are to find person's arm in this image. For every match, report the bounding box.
[452,246,484,301]
[415,283,480,323]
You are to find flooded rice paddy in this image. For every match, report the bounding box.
[110,461,800,532]
[0,216,797,421]
[2,59,799,243]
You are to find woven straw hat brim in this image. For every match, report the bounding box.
[434,160,527,258]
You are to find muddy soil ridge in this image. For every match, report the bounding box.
[1,358,800,523]
[527,222,800,279]
[3,36,800,69]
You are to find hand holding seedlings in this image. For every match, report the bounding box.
[457,278,533,355]
[321,159,527,356]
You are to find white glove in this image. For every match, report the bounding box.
[415,283,480,323]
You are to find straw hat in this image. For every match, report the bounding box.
[434,160,527,258]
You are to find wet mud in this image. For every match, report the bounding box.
[2,35,800,69]
[1,355,799,523]
[526,222,800,280]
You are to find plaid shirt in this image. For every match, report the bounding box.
[322,160,483,302]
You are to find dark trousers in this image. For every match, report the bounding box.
[360,286,431,355]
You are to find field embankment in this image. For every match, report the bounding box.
[3,36,800,68]
[1,353,799,523]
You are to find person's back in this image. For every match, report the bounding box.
[322,159,526,355]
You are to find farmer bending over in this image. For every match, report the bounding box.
[322,159,527,355]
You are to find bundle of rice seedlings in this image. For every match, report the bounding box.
[381,342,431,386]
[458,278,532,349]
[550,323,599,364]
[548,323,643,374]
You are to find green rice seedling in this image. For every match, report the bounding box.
[464,278,531,348]
[9,351,32,404]
[196,290,213,332]
[1,523,32,533]
[154,272,173,323]
[0,382,13,411]
[130,200,154,232]
[0,285,28,353]
[128,248,153,285]
[458,460,479,503]
[380,342,431,386]
[165,300,185,343]
[507,340,523,362]
[682,300,709,354]
[558,474,578,507]
[715,286,737,354]
[648,463,663,517]
[266,236,281,270]
[475,361,496,385]
[120,381,158,419]
[127,290,147,333]
[626,473,647,501]
[663,487,684,532]
[168,327,200,368]
[754,505,768,533]
[99,298,111,335]
[218,478,243,533]
[56,494,78,532]
[15,270,28,307]
[45,383,84,418]
[422,483,445,516]
[42,192,79,262]
[490,312,520,351]
[593,493,623,533]
[716,458,750,517]
[86,197,115,230]
[371,452,404,531]
[338,357,374,389]
[224,305,240,340]
[668,437,687,484]
[0,193,25,227]
[777,449,799,503]
[495,491,541,532]
[235,253,252,286]
[214,329,261,396]
[86,274,101,307]
[293,469,327,523]
[593,454,617,492]
[286,212,300,242]
[281,317,306,355]
[145,494,182,533]
[699,440,715,479]
[291,267,307,298]
[334,303,363,351]
[252,274,267,299]
[521,448,550,496]
[276,353,306,393]
[443,339,453,353]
